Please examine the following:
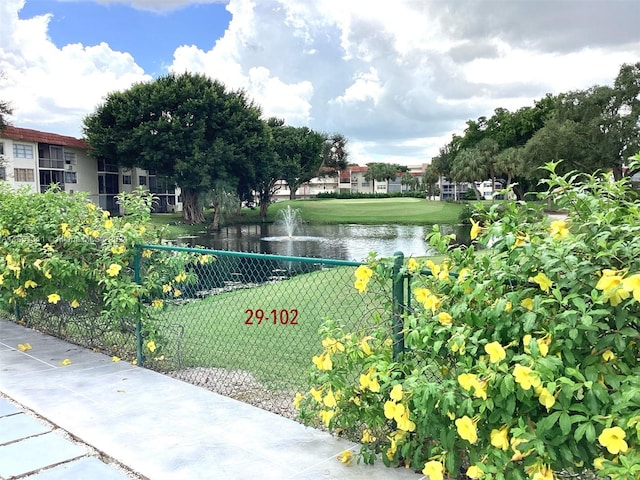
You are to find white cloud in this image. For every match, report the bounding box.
[2,0,639,165]
[0,0,149,135]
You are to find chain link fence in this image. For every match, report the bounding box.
[135,245,392,418]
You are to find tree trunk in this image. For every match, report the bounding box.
[260,199,269,220]
[182,188,205,224]
[211,204,221,230]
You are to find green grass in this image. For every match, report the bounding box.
[149,198,466,238]
[154,265,388,390]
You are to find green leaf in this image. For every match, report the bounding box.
[559,411,572,436]
[537,411,562,435]
[585,422,596,443]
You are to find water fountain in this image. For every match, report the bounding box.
[280,205,301,238]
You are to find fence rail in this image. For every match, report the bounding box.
[7,245,412,419]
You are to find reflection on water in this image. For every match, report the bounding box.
[179,223,470,261]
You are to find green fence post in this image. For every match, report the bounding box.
[133,245,143,367]
[392,251,405,360]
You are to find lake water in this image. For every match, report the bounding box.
[179,223,470,261]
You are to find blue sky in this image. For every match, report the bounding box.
[2,0,640,165]
[19,1,231,75]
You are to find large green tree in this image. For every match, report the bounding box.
[422,164,440,200]
[269,123,325,199]
[320,133,349,176]
[83,72,271,224]
[364,162,407,191]
[0,72,12,132]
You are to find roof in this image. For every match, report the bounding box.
[1,126,88,150]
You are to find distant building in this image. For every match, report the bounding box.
[0,126,181,214]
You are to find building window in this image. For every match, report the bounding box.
[14,168,35,182]
[122,175,132,185]
[138,175,147,186]
[13,144,34,159]
[361,181,370,187]
[64,172,77,184]
[377,184,386,190]
[0,142,4,156]
[0,167,5,180]
[64,152,77,165]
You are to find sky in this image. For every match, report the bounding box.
[1,0,639,166]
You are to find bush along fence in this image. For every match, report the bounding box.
[297,160,640,480]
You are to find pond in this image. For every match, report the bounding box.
[178,223,470,261]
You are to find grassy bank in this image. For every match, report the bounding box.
[149,198,467,238]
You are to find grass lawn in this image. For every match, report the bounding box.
[153,265,389,390]
[149,198,467,238]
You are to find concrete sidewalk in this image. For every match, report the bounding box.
[0,320,425,479]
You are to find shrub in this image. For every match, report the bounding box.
[296,158,640,479]
[0,185,206,359]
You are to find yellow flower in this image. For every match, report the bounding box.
[491,426,510,450]
[532,465,554,480]
[91,230,100,238]
[173,289,182,297]
[538,387,556,410]
[59,358,72,366]
[593,457,605,470]
[112,356,121,362]
[104,219,114,229]
[384,401,401,420]
[359,370,380,393]
[596,269,629,306]
[323,390,337,408]
[521,297,534,311]
[458,373,478,391]
[151,299,164,308]
[147,340,156,353]
[548,220,569,239]
[337,450,352,465]
[86,202,96,211]
[293,392,304,409]
[622,273,640,301]
[25,279,39,288]
[47,293,61,304]
[414,287,431,304]
[174,272,188,282]
[529,272,553,293]
[106,263,122,277]
[13,286,27,298]
[103,210,110,218]
[422,461,444,480]
[426,260,449,281]
[390,384,403,401]
[142,249,153,258]
[110,245,126,255]
[199,254,213,264]
[17,343,32,352]
[44,270,52,279]
[455,415,478,444]
[60,223,70,234]
[0,274,4,285]
[360,337,372,355]
[355,265,373,281]
[602,350,616,362]
[407,257,419,272]
[320,409,334,427]
[513,364,540,390]
[396,408,416,432]
[354,278,368,293]
[33,259,43,270]
[70,299,80,308]
[598,426,628,454]
[485,341,506,363]
[512,233,529,248]
[423,293,443,313]
[470,218,482,240]
[322,338,345,354]
[437,312,453,326]
[466,465,484,479]
[312,352,332,370]
[361,429,376,443]
[162,284,172,293]
[309,387,323,403]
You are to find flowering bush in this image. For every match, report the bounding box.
[297,158,640,479]
[0,184,205,359]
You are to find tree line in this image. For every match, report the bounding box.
[82,72,350,225]
[431,62,640,200]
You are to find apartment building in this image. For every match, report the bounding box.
[0,126,181,214]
